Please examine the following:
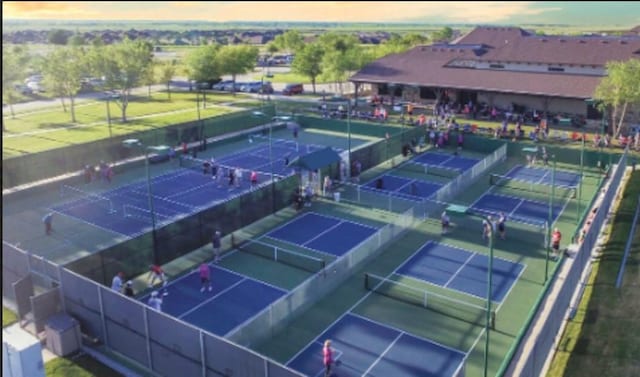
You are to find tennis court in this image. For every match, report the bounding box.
[396,241,525,302]
[51,138,328,238]
[265,212,379,257]
[139,264,286,336]
[362,174,443,200]
[413,152,480,172]
[501,165,581,188]
[288,312,465,377]
[469,164,579,226]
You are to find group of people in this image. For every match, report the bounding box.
[203,159,259,190]
[83,161,114,184]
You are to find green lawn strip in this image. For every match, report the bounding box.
[3,306,18,327]
[3,106,233,153]
[45,354,124,377]
[547,171,640,377]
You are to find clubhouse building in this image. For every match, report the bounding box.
[350,26,640,123]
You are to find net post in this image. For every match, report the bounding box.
[491,310,496,330]
[274,246,279,263]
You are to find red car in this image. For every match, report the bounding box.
[282,83,304,95]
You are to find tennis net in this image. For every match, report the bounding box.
[233,236,327,273]
[60,184,115,213]
[399,161,460,179]
[365,272,494,328]
[489,173,576,200]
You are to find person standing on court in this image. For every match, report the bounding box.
[43,212,54,235]
[323,339,334,377]
[551,228,562,260]
[212,231,222,263]
[111,272,124,292]
[482,216,492,241]
[199,263,212,292]
[147,264,168,295]
[497,212,507,239]
[148,291,163,312]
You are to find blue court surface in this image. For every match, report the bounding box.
[504,165,581,188]
[470,192,564,227]
[287,313,465,377]
[139,264,286,336]
[397,242,525,302]
[266,212,379,257]
[363,174,443,200]
[414,152,480,172]
[51,139,327,238]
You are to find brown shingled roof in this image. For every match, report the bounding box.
[351,46,602,99]
[350,26,640,98]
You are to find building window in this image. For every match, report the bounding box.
[548,67,565,72]
[489,64,505,69]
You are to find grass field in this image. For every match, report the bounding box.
[45,354,124,377]
[547,171,640,377]
[2,306,18,327]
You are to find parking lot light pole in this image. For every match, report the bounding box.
[123,139,158,233]
[483,214,495,377]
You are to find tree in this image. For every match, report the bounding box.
[2,45,27,126]
[41,46,87,122]
[431,26,454,43]
[292,43,324,94]
[140,59,158,99]
[88,38,154,122]
[318,33,362,94]
[159,60,177,100]
[272,30,304,54]
[184,44,221,106]
[217,45,259,95]
[594,59,640,137]
[69,33,85,46]
[48,29,70,45]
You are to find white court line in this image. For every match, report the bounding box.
[362,332,404,376]
[178,278,247,319]
[444,252,476,288]
[302,222,343,247]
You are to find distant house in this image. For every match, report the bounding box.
[350,26,640,119]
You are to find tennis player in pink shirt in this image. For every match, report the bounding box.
[199,263,212,292]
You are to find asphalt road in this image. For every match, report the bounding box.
[3,66,355,114]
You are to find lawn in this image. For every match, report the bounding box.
[45,354,124,377]
[547,171,640,377]
[3,306,18,327]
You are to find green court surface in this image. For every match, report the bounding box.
[250,150,602,377]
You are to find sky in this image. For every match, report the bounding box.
[2,1,639,26]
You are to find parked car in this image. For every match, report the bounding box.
[195,78,222,90]
[282,83,304,96]
[13,84,33,95]
[212,80,233,91]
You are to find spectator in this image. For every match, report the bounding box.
[105,164,114,184]
[304,184,314,207]
[293,188,304,210]
[551,228,562,260]
[323,176,332,196]
[441,211,450,235]
[148,291,163,312]
[43,212,54,235]
[124,281,135,297]
[182,142,188,155]
[84,165,93,184]
[212,231,222,263]
[111,272,124,292]
[211,158,218,180]
[497,212,506,239]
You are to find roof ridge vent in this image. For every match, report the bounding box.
[541,38,548,42]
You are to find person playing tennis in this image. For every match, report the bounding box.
[148,264,168,296]
[441,211,450,235]
[199,263,212,292]
[323,339,334,377]
[497,212,506,239]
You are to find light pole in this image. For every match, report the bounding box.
[483,214,495,377]
[123,139,159,249]
[545,155,557,282]
[105,95,113,139]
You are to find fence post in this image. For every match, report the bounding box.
[97,286,110,350]
[200,330,206,377]
[144,307,153,370]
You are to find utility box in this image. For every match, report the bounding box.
[45,313,81,357]
[2,325,45,377]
